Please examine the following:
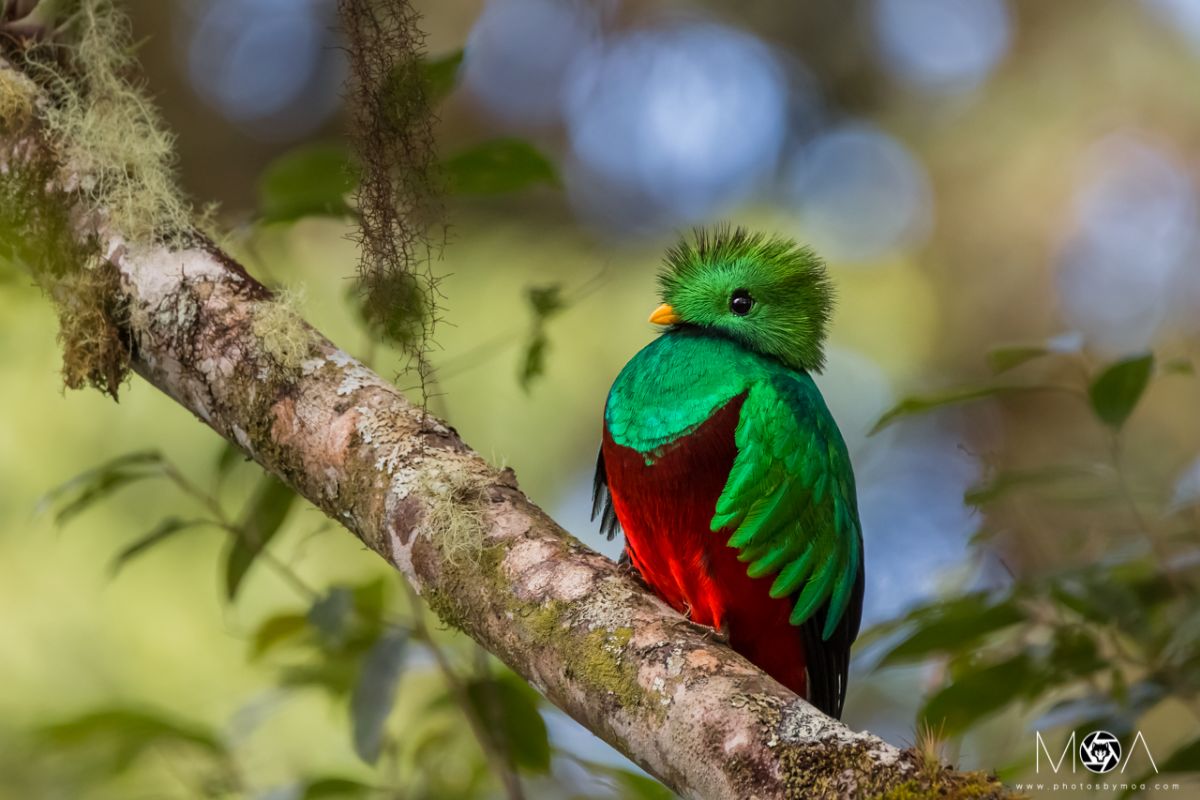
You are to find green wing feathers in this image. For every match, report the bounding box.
[711,376,862,640]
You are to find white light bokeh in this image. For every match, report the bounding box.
[1143,0,1200,53]
[854,416,982,627]
[184,0,343,140]
[784,122,934,263]
[1056,133,1199,353]
[1171,454,1200,511]
[562,23,788,230]
[873,0,1013,94]
[461,0,603,128]
[818,349,982,626]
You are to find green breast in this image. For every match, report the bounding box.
[606,328,776,455]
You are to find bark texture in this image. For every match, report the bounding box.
[0,56,1016,800]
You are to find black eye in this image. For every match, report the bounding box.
[730,289,754,316]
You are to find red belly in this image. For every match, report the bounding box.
[602,395,808,697]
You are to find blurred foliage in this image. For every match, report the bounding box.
[519,283,565,392]
[33,443,656,798]
[870,346,1200,782]
[443,139,559,196]
[421,50,465,105]
[258,145,359,224]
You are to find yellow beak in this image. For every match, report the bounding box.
[648,303,681,326]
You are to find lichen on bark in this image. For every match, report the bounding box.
[250,288,313,372]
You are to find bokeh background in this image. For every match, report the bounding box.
[3,0,1200,797]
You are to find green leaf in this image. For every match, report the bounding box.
[110,517,208,574]
[37,451,164,525]
[224,476,296,601]
[1047,563,1164,637]
[878,595,1024,667]
[870,385,1040,435]
[443,139,558,195]
[214,441,243,481]
[609,769,676,800]
[518,283,566,392]
[1046,627,1105,680]
[1089,353,1154,429]
[350,630,408,764]
[920,653,1036,736]
[423,50,463,103]
[566,759,674,800]
[1162,605,1200,665]
[302,777,374,799]
[964,465,1112,507]
[308,587,355,649]
[258,144,359,223]
[987,345,1050,374]
[40,708,226,773]
[527,283,565,319]
[1158,736,1200,774]
[518,332,549,392]
[279,658,359,696]
[1164,357,1194,375]
[465,673,550,773]
[351,578,388,625]
[251,613,310,659]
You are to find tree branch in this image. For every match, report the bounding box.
[0,56,1013,800]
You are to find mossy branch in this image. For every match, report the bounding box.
[0,17,1018,800]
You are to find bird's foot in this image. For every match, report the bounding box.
[683,616,730,644]
[616,551,650,589]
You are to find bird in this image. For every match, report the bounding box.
[592,227,864,718]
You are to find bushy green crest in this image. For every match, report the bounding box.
[658,227,834,372]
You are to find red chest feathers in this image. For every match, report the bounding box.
[601,395,808,696]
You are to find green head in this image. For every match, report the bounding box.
[651,227,834,372]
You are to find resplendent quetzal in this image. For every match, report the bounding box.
[593,228,864,718]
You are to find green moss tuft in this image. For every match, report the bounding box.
[873,771,1012,800]
[527,600,568,643]
[573,626,641,707]
[859,750,1017,800]
[523,596,643,709]
[420,468,492,568]
[251,287,312,371]
[0,64,36,130]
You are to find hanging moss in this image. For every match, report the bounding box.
[0,151,128,396]
[357,269,429,356]
[1,0,196,397]
[0,155,90,282]
[53,261,129,397]
[31,0,192,242]
[338,0,444,376]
